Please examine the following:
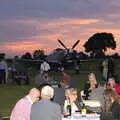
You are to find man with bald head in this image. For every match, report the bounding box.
[10,88,40,120]
[30,85,62,120]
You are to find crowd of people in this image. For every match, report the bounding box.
[1,57,120,120]
[0,57,29,85]
[5,71,120,120]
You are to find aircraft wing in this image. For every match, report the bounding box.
[46,50,65,63]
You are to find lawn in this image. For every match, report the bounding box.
[0,85,33,117]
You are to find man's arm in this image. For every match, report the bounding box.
[10,99,29,120]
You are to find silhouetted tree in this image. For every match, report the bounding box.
[21,52,32,59]
[84,32,116,58]
[33,50,45,60]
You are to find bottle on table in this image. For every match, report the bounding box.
[64,99,72,117]
[67,103,71,116]
[81,103,87,115]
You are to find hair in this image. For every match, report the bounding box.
[37,83,51,91]
[108,77,116,88]
[108,77,116,81]
[41,86,54,98]
[65,88,77,97]
[104,89,120,112]
[60,80,68,88]
[87,72,98,90]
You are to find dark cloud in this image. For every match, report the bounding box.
[0,0,119,19]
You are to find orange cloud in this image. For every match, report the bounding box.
[14,18,100,29]
[0,41,57,56]
[46,18,100,28]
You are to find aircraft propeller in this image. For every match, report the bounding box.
[72,40,80,49]
[58,39,67,49]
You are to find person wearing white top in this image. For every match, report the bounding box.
[40,61,50,72]
[64,88,78,115]
[40,61,51,83]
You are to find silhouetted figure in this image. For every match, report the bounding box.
[0,58,8,84]
[108,58,115,79]
[10,59,29,85]
[102,59,109,83]
[74,60,80,74]
[62,71,74,88]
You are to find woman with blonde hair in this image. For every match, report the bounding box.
[104,89,120,119]
[88,72,98,89]
[83,72,98,100]
[64,88,79,114]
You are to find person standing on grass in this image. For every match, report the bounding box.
[62,71,74,88]
[102,59,109,83]
[10,88,40,120]
[104,89,120,119]
[107,58,115,79]
[40,60,51,83]
[0,57,8,84]
[107,77,120,95]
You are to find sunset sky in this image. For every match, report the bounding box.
[0,0,120,57]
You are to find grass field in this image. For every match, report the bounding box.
[0,85,33,117]
[0,59,119,118]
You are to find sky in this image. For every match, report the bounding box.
[0,0,120,58]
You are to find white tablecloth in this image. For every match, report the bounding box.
[62,114,100,120]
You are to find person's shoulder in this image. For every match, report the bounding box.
[16,97,28,104]
[92,86,104,93]
[31,101,41,110]
[54,87,65,91]
[13,97,29,109]
[53,103,61,110]
[50,100,61,107]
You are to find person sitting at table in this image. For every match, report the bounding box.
[64,88,79,114]
[30,85,62,120]
[88,83,105,112]
[107,77,120,95]
[104,89,120,119]
[83,72,98,100]
[10,88,40,120]
[52,80,66,109]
